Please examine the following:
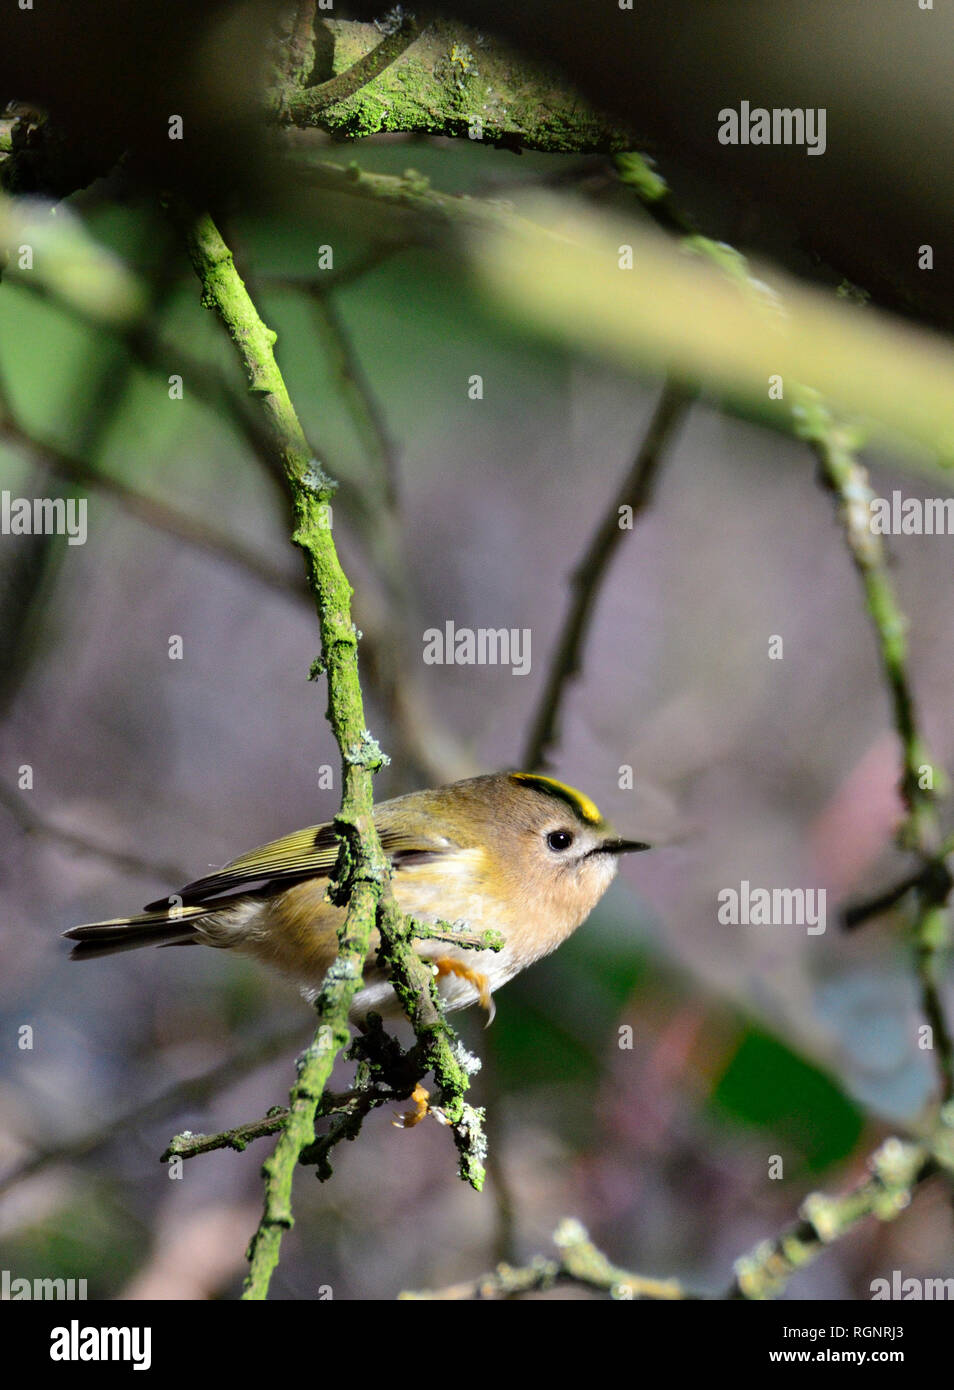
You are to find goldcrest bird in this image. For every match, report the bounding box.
[64,772,649,1022]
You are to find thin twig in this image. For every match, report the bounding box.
[522,379,692,770]
[727,1128,951,1299]
[259,241,409,298]
[801,396,954,1102]
[305,292,401,507]
[401,1217,697,1301]
[0,416,301,599]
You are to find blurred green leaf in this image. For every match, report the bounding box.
[1,196,147,325]
[2,1183,147,1298]
[711,1027,865,1172]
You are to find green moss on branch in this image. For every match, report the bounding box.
[289,19,630,153]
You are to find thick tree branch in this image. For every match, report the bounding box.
[283,18,630,152]
[284,14,421,122]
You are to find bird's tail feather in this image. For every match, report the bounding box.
[63,906,210,959]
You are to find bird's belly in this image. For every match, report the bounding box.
[208,863,522,1019]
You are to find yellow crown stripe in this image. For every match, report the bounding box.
[509,773,603,825]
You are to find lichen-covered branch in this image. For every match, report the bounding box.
[798,396,954,1102]
[400,1217,696,1301]
[161,1083,390,1165]
[162,1112,291,1162]
[172,203,493,1297]
[294,156,542,235]
[160,918,502,1177]
[370,900,492,1187]
[172,203,396,1299]
[729,1113,954,1299]
[402,1113,954,1302]
[803,401,938,846]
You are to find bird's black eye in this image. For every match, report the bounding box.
[546,829,574,852]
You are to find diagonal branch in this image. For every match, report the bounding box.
[0,776,192,886]
[727,1124,953,1299]
[284,15,420,122]
[522,378,692,771]
[401,1217,697,1301]
[0,1023,308,1198]
[402,1114,954,1302]
[800,397,954,1102]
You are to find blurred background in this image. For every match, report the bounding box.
[2,3,954,1302]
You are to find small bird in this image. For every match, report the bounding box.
[64,772,649,1023]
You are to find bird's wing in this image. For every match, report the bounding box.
[143,819,451,910]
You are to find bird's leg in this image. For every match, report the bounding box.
[393,1081,430,1129]
[432,957,495,1022]
[393,958,496,1127]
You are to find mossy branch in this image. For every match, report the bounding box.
[729,1114,954,1299]
[403,1113,954,1301]
[284,14,421,122]
[802,402,940,847]
[401,1217,696,1301]
[798,397,954,1102]
[171,204,485,1298]
[282,18,630,152]
[160,918,502,1173]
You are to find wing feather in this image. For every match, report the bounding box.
[143,820,452,910]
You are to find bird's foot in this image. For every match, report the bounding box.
[433,956,496,1023]
[393,1081,430,1129]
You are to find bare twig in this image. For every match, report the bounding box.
[522,379,692,770]
[401,1217,696,1301]
[800,397,954,1102]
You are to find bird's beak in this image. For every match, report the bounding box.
[597,837,651,855]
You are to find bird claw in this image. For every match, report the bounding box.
[433,956,496,1023]
[393,1082,430,1129]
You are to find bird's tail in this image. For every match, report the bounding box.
[63,905,211,959]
